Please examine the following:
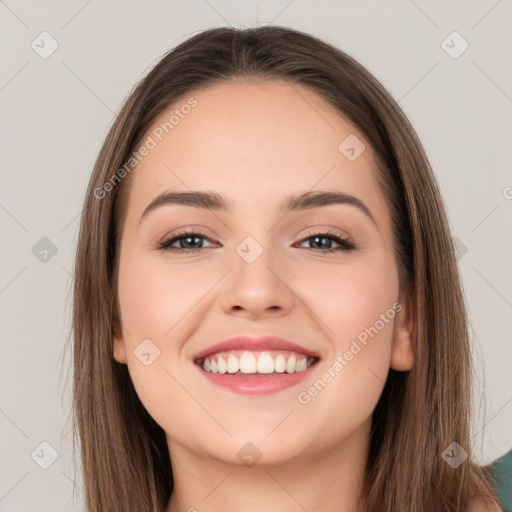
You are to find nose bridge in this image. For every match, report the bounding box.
[233,232,280,284]
[221,231,294,315]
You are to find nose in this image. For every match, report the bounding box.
[220,238,295,319]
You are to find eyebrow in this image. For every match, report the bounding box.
[139,190,377,228]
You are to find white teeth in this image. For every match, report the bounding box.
[239,351,257,373]
[256,351,274,373]
[226,355,239,373]
[296,358,307,372]
[217,355,227,374]
[201,351,314,375]
[274,354,286,373]
[286,355,296,374]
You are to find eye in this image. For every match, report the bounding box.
[157,229,356,254]
[158,230,217,254]
[296,230,356,253]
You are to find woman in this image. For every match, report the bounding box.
[71,26,500,511]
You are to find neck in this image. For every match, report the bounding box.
[165,420,369,512]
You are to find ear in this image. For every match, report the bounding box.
[112,321,128,364]
[390,289,415,371]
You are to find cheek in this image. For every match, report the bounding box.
[115,253,225,419]
[293,251,400,350]
[115,254,213,434]
[289,260,399,448]
[118,254,217,341]
[292,253,399,403]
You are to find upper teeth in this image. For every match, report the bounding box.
[201,350,315,375]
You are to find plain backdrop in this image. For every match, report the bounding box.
[0,1,511,510]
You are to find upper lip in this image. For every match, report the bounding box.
[192,335,321,362]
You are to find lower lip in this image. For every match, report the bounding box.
[194,362,318,395]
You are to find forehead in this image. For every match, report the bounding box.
[125,78,387,222]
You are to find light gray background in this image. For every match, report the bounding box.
[1,1,511,510]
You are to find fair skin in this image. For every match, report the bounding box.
[112,79,415,512]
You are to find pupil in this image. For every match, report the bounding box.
[183,236,201,248]
[313,236,330,249]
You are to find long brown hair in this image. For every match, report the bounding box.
[69,26,496,511]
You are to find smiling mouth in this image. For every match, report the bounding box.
[195,350,320,376]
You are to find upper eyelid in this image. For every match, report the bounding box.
[298,227,351,241]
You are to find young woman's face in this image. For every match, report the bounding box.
[113,79,413,467]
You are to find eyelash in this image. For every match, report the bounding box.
[157,229,356,254]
